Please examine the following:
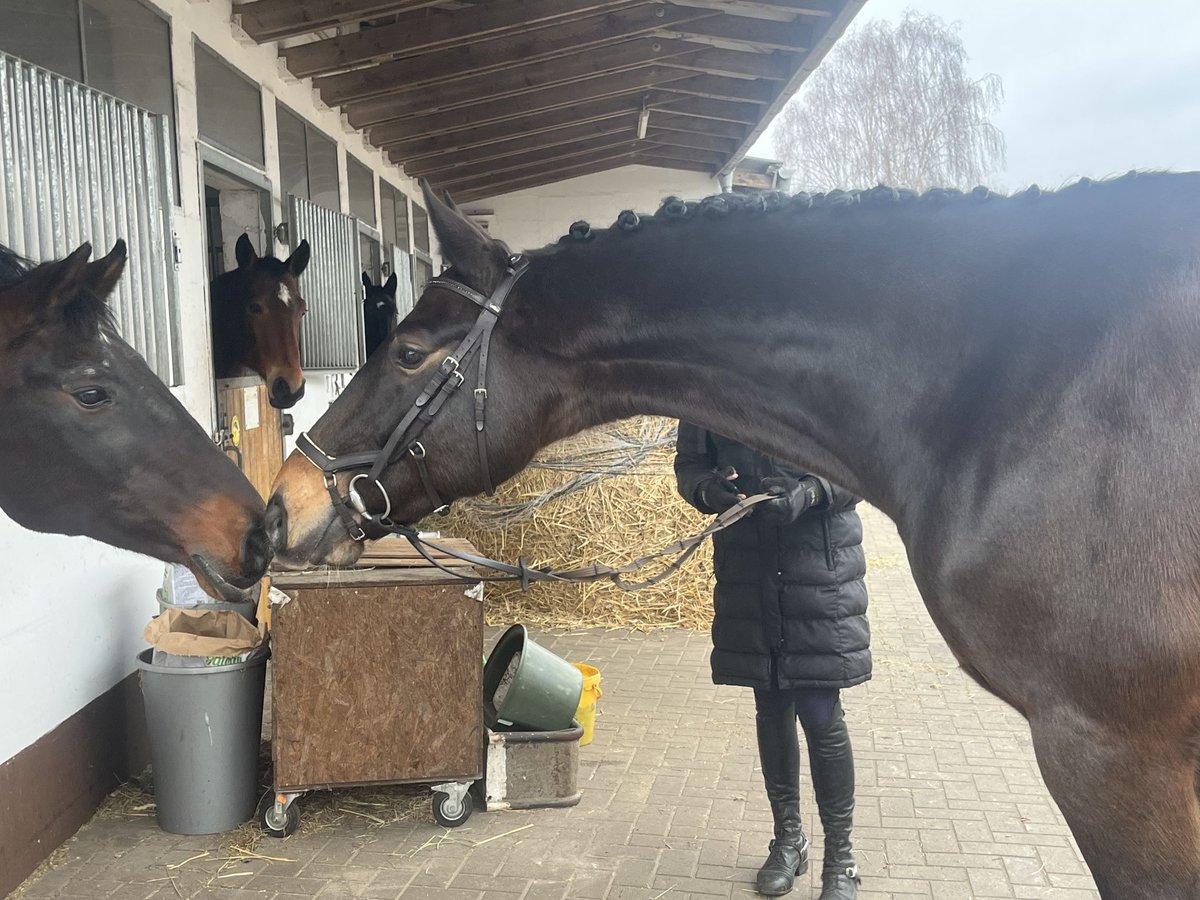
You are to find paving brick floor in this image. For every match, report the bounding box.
[10,508,1097,899]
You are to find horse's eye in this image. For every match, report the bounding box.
[249,303,265,315]
[72,387,111,409]
[396,346,426,369]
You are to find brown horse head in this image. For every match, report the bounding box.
[211,233,309,408]
[0,240,271,598]
[269,181,566,567]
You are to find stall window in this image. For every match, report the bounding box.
[347,157,376,226]
[380,181,410,250]
[412,202,430,254]
[0,0,83,81]
[276,102,339,212]
[195,43,264,167]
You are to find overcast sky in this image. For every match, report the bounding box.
[750,0,1200,192]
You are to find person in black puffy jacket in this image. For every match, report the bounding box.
[674,421,869,899]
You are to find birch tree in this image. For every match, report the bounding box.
[774,10,1006,192]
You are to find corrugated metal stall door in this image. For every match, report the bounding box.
[0,51,181,384]
[287,194,363,369]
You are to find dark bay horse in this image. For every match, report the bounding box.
[0,241,270,599]
[362,271,398,358]
[211,233,309,408]
[269,173,1200,898]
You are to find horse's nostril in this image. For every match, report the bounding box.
[264,494,287,552]
[272,377,290,399]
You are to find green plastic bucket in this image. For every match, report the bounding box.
[484,625,584,732]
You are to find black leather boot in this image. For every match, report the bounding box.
[804,702,861,900]
[754,690,809,896]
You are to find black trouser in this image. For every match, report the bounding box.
[753,687,856,870]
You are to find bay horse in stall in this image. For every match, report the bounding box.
[269,173,1200,899]
[211,233,310,408]
[0,240,270,599]
[362,271,398,359]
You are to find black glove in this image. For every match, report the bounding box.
[758,476,825,524]
[695,467,743,514]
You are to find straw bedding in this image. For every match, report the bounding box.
[438,417,718,630]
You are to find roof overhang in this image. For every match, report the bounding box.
[232,0,866,201]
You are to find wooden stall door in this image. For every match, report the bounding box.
[216,377,284,499]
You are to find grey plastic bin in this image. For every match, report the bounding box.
[136,648,267,834]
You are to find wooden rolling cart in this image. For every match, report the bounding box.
[262,538,484,836]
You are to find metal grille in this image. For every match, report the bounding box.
[389,244,416,318]
[288,193,363,368]
[0,51,182,384]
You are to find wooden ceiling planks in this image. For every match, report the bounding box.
[232,0,863,198]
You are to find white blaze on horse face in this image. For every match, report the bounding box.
[278,284,292,308]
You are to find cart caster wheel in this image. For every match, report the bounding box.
[259,796,299,838]
[432,789,473,827]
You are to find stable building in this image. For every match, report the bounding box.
[0,1,862,892]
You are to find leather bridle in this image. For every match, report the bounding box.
[292,253,775,589]
[294,255,528,542]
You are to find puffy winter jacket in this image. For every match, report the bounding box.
[674,422,871,690]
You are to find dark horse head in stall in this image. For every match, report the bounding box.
[362,271,398,359]
[0,240,270,599]
[211,233,309,408]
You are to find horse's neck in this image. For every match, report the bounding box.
[525,230,953,527]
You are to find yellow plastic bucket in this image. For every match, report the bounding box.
[571,663,602,746]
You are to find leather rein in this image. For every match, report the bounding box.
[294,254,774,590]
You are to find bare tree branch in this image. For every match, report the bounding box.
[774,10,1006,193]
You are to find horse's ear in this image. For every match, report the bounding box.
[235,233,257,269]
[420,178,506,290]
[362,270,372,290]
[286,239,310,277]
[24,242,93,303]
[442,189,460,213]
[384,272,398,295]
[84,240,127,299]
[3,242,93,331]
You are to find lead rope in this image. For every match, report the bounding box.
[369,492,776,591]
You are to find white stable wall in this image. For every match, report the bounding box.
[475,165,721,254]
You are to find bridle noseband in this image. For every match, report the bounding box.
[294,255,529,542]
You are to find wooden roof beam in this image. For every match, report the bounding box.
[437,146,646,195]
[283,0,664,79]
[638,142,728,167]
[403,117,639,174]
[342,38,702,128]
[659,47,796,81]
[416,134,647,185]
[654,74,776,105]
[381,95,664,160]
[669,0,838,21]
[661,12,815,53]
[366,68,695,141]
[452,151,717,202]
[641,127,739,154]
[436,147,657,196]
[313,5,719,105]
[649,96,763,125]
[649,112,748,139]
[233,0,440,44]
